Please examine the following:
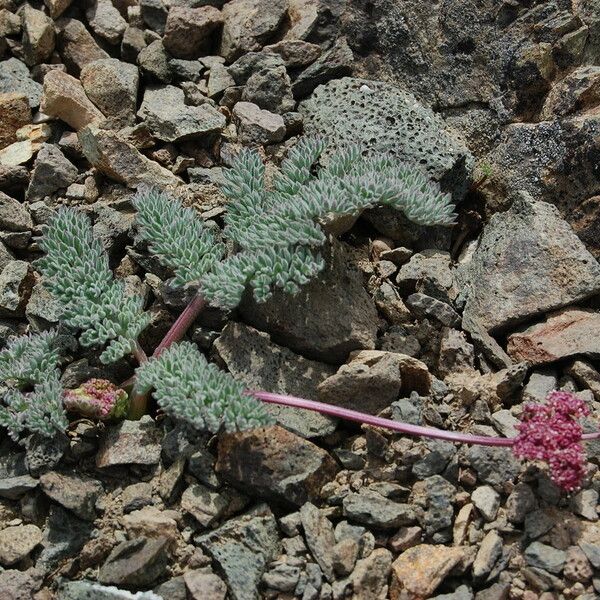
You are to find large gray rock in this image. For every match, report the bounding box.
[300,77,473,200]
[196,511,280,600]
[138,85,226,142]
[460,193,600,333]
[239,240,378,364]
[343,489,416,529]
[214,322,336,438]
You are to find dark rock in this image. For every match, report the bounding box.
[466,446,520,491]
[406,293,461,328]
[26,144,78,201]
[163,6,223,59]
[524,542,566,574]
[216,425,338,506]
[0,58,42,107]
[343,489,416,529]
[25,432,69,477]
[0,191,32,231]
[40,471,103,521]
[56,18,110,75]
[0,474,38,500]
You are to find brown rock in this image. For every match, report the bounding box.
[184,570,227,600]
[21,5,55,66]
[44,0,74,20]
[78,124,179,188]
[56,18,109,75]
[39,471,103,521]
[0,93,31,150]
[541,66,600,120]
[566,359,600,401]
[507,308,600,365]
[318,350,431,414]
[216,425,338,506]
[0,524,43,566]
[263,39,322,68]
[41,70,104,130]
[390,544,467,599]
[122,507,179,543]
[571,195,600,260]
[163,6,223,59]
[350,548,393,600]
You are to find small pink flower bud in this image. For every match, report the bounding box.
[513,390,590,492]
[64,379,129,421]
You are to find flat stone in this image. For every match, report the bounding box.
[21,5,55,67]
[80,59,139,128]
[98,537,170,587]
[390,544,467,599]
[57,18,109,75]
[472,530,503,580]
[196,511,280,600]
[264,40,322,68]
[40,471,103,521]
[461,193,600,333]
[524,542,566,574]
[26,143,78,201]
[0,93,31,150]
[41,70,104,131]
[181,483,229,528]
[508,308,600,365]
[184,570,227,600]
[300,502,336,582]
[232,101,286,145]
[0,524,43,566]
[317,349,431,414]
[343,489,416,529]
[0,191,32,231]
[138,85,226,142]
[96,416,163,468]
[214,321,336,438]
[406,292,461,327]
[220,0,288,62]
[0,569,38,600]
[59,581,167,599]
[122,506,179,543]
[506,483,536,524]
[239,240,378,363]
[0,474,38,500]
[78,124,179,188]
[86,0,127,45]
[466,445,520,490]
[163,6,223,59]
[216,425,338,506]
[0,58,43,107]
[471,485,501,522]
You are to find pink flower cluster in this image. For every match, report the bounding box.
[513,391,590,492]
[64,379,128,421]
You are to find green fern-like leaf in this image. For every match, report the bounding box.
[135,341,273,432]
[0,332,67,441]
[36,209,151,364]
[132,187,226,287]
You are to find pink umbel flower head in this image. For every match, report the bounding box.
[513,390,591,492]
[64,379,129,421]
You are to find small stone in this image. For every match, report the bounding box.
[0,524,43,566]
[98,537,170,587]
[233,101,286,145]
[181,483,229,528]
[184,570,227,600]
[0,191,32,231]
[216,426,338,506]
[505,483,536,524]
[138,39,172,83]
[0,58,43,108]
[80,59,139,128]
[343,489,416,529]
[0,569,37,600]
[158,456,185,504]
[163,6,223,59]
[262,563,301,592]
[57,18,109,75]
[242,59,294,114]
[453,504,473,546]
[564,546,593,583]
[491,409,519,438]
[466,445,520,490]
[78,124,179,188]
[39,471,103,521]
[406,293,461,328]
[86,0,127,45]
[524,542,566,574]
[264,40,322,68]
[0,260,34,317]
[472,530,503,580]
[0,93,30,150]
[122,506,179,543]
[220,0,287,62]
[138,84,226,142]
[389,526,422,553]
[44,0,73,20]
[41,70,104,130]
[26,143,78,201]
[571,489,599,521]
[121,25,147,63]
[121,482,153,513]
[332,537,359,577]
[471,486,501,522]
[207,63,235,99]
[96,416,163,468]
[390,544,467,599]
[0,475,38,500]
[300,502,336,582]
[522,370,558,403]
[508,308,600,365]
[566,360,600,401]
[21,6,55,67]
[350,548,393,600]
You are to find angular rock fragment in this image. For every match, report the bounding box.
[0,260,34,317]
[56,18,110,75]
[214,322,336,438]
[461,193,600,333]
[39,471,103,521]
[21,5,55,67]
[41,70,104,130]
[507,308,600,365]
[216,425,338,506]
[232,101,286,145]
[0,191,33,231]
[264,39,321,68]
[163,6,223,59]
[44,0,74,20]
[26,143,78,201]
[86,0,127,45]
[0,524,43,566]
[0,58,43,107]
[343,489,416,529]
[138,85,225,142]
[0,93,30,150]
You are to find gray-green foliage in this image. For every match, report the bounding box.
[135,341,273,432]
[201,137,456,308]
[0,332,67,441]
[36,209,151,364]
[133,188,225,287]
